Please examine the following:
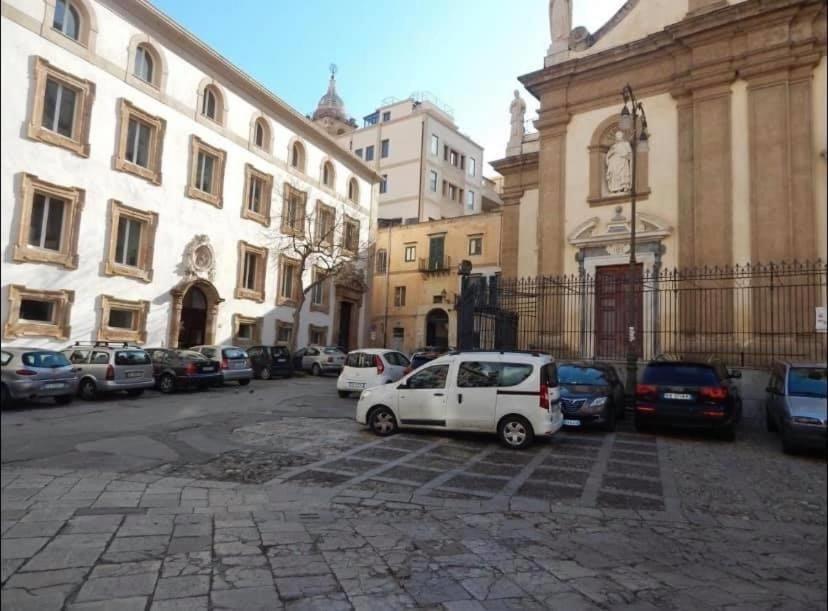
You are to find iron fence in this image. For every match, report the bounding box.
[460,260,827,368]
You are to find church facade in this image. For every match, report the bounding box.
[495,0,827,280]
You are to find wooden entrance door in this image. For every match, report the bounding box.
[594,264,642,358]
[178,286,207,348]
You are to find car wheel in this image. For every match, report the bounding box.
[338,390,350,398]
[158,374,175,394]
[602,405,617,432]
[765,408,778,433]
[79,379,97,401]
[498,415,534,450]
[311,363,321,377]
[369,406,397,436]
[127,389,144,398]
[239,379,250,386]
[259,368,271,381]
[54,394,73,405]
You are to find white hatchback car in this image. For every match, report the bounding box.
[337,349,411,398]
[355,351,563,449]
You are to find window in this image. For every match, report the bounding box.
[253,117,271,151]
[406,365,449,390]
[242,164,273,226]
[275,321,293,344]
[278,257,300,304]
[52,0,80,40]
[385,352,410,367]
[201,85,222,122]
[104,200,158,282]
[309,325,328,346]
[468,236,483,256]
[114,99,166,184]
[404,244,416,262]
[429,170,438,192]
[235,242,267,302]
[354,148,363,159]
[322,161,335,188]
[466,190,475,210]
[14,174,84,270]
[460,155,466,170]
[375,249,388,274]
[381,139,390,158]
[315,202,336,248]
[394,286,406,307]
[365,145,375,161]
[4,285,74,340]
[430,134,439,155]
[468,157,476,177]
[448,184,458,201]
[97,295,149,343]
[134,45,154,83]
[380,174,388,194]
[348,178,360,204]
[382,111,391,122]
[458,361,500,388]
[500,363,534,387]
[281,185,306,236]
[233,314,262,345]
[28,58,94,157]
[310,268,329,310]
[443,145,449,161]
[343,217,360,253]
[187,136,226,207]
[450,150,458,166]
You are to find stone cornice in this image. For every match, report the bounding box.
[489,151,539,174]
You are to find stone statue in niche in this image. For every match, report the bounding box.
[509,90,526,141]
[605,131,632,193]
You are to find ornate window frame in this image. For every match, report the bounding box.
[309,266,330,314]
[196,79,228,127]
[41,0,98,56]
[308,324,329,346]
[27,56,95,157]
[103,199,158,282]
[187,135,227,208]
[97,294,149,343]
[314,200,336,250]
[281,184,307,237]
[4,284,74,340]
[13,173,84,269]
[232,313,262,346]
[250,113,273,153]
[235,241,268,303]
[275,320,294,345]
[342,215,360,255]
[126,35,168,93]
[588,115,650,206]
[347,177,360,205]
[288,139,306,173]
[277,255,301,307]
[241,164,273,226]
[113,98,166,185]
[320,158,336,189]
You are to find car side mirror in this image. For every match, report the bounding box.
[729,370,742,379]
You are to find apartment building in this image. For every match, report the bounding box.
[1,0,377,351]
[336,95,501,223]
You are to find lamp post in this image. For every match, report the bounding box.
[618,84,650,402]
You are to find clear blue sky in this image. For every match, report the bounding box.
[149,0,626,176]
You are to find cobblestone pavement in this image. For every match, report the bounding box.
[1,378,826,610]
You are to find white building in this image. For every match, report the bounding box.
[335,95,501,223]
[1,0,378,352]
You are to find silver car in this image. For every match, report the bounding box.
[295,345,346,376]
[191,345,252,386]
[1,347,79,406]
[765,361,827,453]
[63,342,155,400]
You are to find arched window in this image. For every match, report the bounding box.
[254,118,269,150]
[348,178,360,204]
[201,85,221,122]
[53,0,80,40]
[291,141,305,172]
[322,161,335,188]
[134,44,154,84]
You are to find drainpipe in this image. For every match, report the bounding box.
[417,117,426,221]
[383,225,391,347]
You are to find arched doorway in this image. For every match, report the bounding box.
[169,279,223,348]
[425,309,449,349]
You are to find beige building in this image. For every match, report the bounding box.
[367,212,502,354]
[336,95,501,223]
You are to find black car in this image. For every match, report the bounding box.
[145,348,223,393]
[635,359,742,440]
[247,345,293,380]
[558,362,625,431]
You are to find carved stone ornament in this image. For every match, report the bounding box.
[605,242,630,257]
[334,262,367,293]
[183,234,216,282]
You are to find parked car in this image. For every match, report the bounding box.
[62,342,154,400]
[247,345,293,379]
[337,349,410,397]
[404,348,451,375]
[635,359,742,440]
[1,347,78,406]
[145,348,223,393]
[765,361,827,454]
[558,361,626,431]
[355,351,563,449]
[191,345,252,386]
[294,345,346,376]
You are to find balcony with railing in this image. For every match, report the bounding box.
[419,255,452,274]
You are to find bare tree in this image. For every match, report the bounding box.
[266,178,373,351]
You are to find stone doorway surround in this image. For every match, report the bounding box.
[167,278,223,348]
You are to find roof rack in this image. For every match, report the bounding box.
[447,349,551,358]
[70,341,141,348]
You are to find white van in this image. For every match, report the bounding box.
[355,351,563,449]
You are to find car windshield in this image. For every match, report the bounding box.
[788,367,827,398]
[642,364,719,386]
[558,365,608,385]
[115,351,151,365]
[21,351,70,368]
[323,348,343,355]
[176,350,207,360]
[223,348,246,359]
[271,347,289,357]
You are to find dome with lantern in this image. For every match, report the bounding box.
[312,64,356,136]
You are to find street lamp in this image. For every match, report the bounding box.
[619,83,650,403]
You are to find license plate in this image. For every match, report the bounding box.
[202,367,214,372]
[563,419,581,426]
[126,371,143,378]
[43,382,64,390]
[349,382,365,389]
[276,358,285,363]
[231,361,245,369]
[664,392,692,400]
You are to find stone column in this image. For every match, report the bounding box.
[499,192,521,278]
[535,109,570,276]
